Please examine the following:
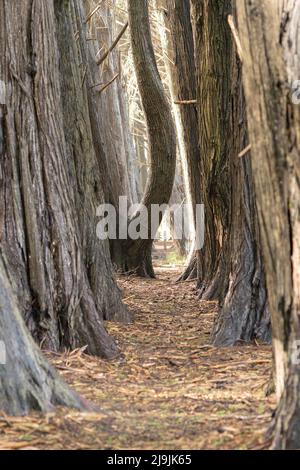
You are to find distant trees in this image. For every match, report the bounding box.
[82,0,141,268]
[0,0,137,414]
[161,0,201,281]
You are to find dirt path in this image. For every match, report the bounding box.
[0,266,275,450]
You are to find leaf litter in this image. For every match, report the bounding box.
[0,264,275,450]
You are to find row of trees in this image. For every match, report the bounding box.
[0,0,299,448]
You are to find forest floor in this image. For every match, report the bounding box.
[0,263,275,450]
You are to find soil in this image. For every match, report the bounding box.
[0,264,275,450]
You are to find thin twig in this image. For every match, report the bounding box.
[81,65,88,89]
[96,22,129,66]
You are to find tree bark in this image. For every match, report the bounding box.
[211,50,270,345]
[191,0,270,345]
[83,0,139,206]
[154,0,193,259]
[122,0,177,277]
[0,0,125,358]
[0,254,89,416]
[235,0,300,448]
[191,0,233,300]
[165,0,202,281]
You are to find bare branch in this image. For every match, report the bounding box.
[228,15,243,62]
[174,99,197,105]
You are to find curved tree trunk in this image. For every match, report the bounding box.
[0,0,125,358]
[191,0,233,300]
[0,254,89,416]
[119,0,176,277]
[236,0,300,448]
[155,0,196,257]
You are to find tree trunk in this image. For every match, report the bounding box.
[0,0,125,358]
[121,0,176,277]
[191,0,233,300]
[165,0,202,281]
[236,0,300,448]
[59,0,131,324]
[83,0,138,207]
[0,254,89,416]
[190,0,270,345]
[211,43,270,345]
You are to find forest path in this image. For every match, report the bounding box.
[0,265,274,450]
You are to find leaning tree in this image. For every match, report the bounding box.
[0,253,90,415]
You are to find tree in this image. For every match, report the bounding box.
[190,0,270,344]
[163,0,202,281]
[119,0,177,277]
[0,254,88,415]
[235,0,300,448]
[0,0,128,358]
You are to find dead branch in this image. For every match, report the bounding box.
[174,100,197,105]
[96,22,129,66]
[238,144,252,158]
[228,15,243,62]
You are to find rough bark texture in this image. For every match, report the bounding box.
[122,0,176,277]
[165,0,202,281]
[211,58,271,346]
[0,0,126,358]
[190,0,270,345]
[73,0,135,273]
[0,254,89,416]
[236,0,300,448]
[58,0,131,324]
[155,0,194,258]
[191,0,233,300]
